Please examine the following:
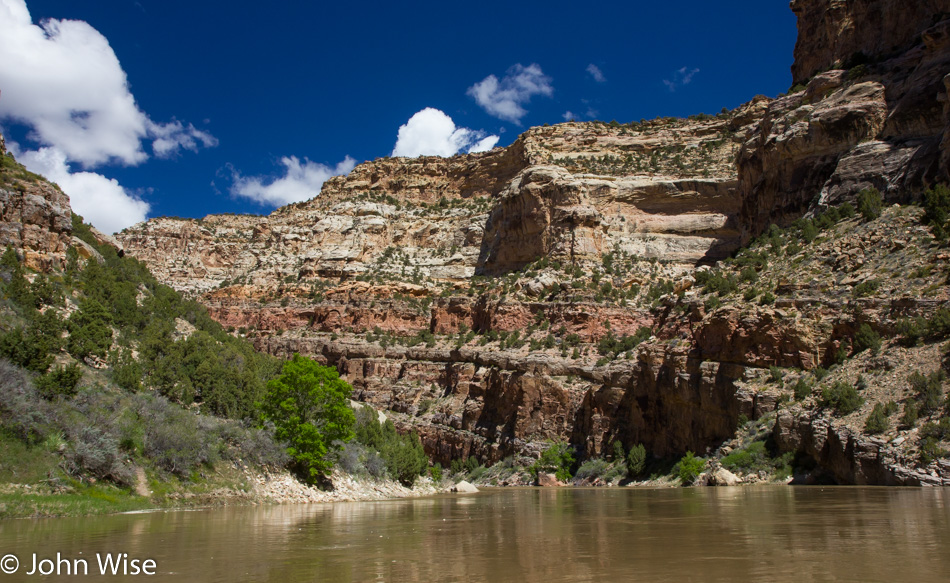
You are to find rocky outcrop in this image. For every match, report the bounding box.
[120,108,763,294]
[790,0,950,84]
[738,1,950,237]
[0,137,72,271]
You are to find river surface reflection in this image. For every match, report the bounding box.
[0,486,948,582]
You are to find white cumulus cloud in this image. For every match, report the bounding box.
[230,156,357,207]
[467,63,553,125]
[663,66,700,92]
[586,64,606,83]
[0,0,215,166]
[18,146,149,234]
[0,0,217,233]
[391,108,499,157]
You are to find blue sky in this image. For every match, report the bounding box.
[0,0,797,233]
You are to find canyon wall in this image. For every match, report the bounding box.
[113,0,950,484]
[738,0,950,237]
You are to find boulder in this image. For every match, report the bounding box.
[451,480,479,493]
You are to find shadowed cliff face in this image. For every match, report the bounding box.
[738,0,950,239]
[111,1,950,485]
[790,0,950,85]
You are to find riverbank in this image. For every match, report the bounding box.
[0,466,448,520]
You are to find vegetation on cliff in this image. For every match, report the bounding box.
[0,206,434,515]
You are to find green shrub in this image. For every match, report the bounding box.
[739,266,758,283]
[856,187,883,221]
[896,317,926,347]
[676,451,704,485]
[34,364,83,399]
[919,437,948,464]
[864,403,889,434]
[821,381,865,415]
[575,458,611,481]
[909,371,946,415]
[257,354,356,482]
[920,418,950,441]
[532,439,575,482]
[852,279,880,298]
[769,366,784,384]
[901,401,919,428]
[926,308,950,340]
[853,323,881,354]
[136,394,219,479]
[923,184,950,240]
[721,441,768,471]
[627,443,647,477]
[792,378,812,401]
[759,291,776,305]
[695,270,738,296]
[66,298,114,359]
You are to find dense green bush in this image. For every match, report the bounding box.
[856,187,883,221]
[901,401,919,428]
[821,381,865,415]
[531,440,575,482]
[695,269,738,296]
[596,327,652,356]
[853,323,881,355]
[792,378,812,401]
[864,403,889,434]
[721,441,768,471]
[353,406,428,486]
[719,441,793,476]
[920,418,950,441]
[851,279,880,298]
[676,451,704,485]
[258,355,356,482]
[926,308,950,340]
[575,458,611,481]
[896,317,926,347]
[909,371,946,415]
[627,443,647,477]
[919,437,948,464]
[66,299,113,359]
[34,364,83,399]
[923,184,950,240]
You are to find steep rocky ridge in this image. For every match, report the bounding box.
[739,0,950,237]
[0,138,72,271]
[116,0,950,484]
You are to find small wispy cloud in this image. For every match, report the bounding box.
[467,63,553,125]
[663,66,700,92]
[562,111,577,121]
[586,64,606,83]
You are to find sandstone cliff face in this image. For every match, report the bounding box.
[121,108,760,295]
[738,0,950,237]
[115,1,950,485]
[0,136,72,271]
[790,0,950,84]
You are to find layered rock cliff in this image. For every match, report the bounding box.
[116,0,950,485]
[0,139,72,271]
[738,0,950,237]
